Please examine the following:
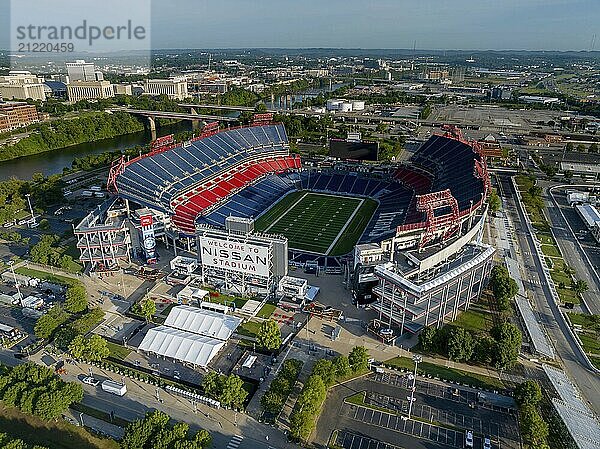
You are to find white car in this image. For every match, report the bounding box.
[484,437,491,449]
[82,376,100,387]
[465,430,474,448]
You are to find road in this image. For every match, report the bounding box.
[498,175,600,415]
[544,182,600,314]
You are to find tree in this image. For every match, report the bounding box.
[332,355,351,378]
[447,328,475,362]
[572,279,588,296]
[565,142,574,152]
[488,188,502,213]
[86,334,110,361]
[219,374,248,409]
[418,326,438,352]
[473,335,495,364]
[576,143,586,152]
[68,335,87,359]
[193,429,212,449]
[34,306,68,339]
[201,371,222,399]
[489,265,519,310]
[139,298,156,322]
[515,380,542,407]
[520,404,549,447]
[121,410,212,449]
[65,283,88,313]
[289,374,327,441]
[348,346,369,373]
[589,143,599,154]
[491,322,522,370]
[312,359,336,387]
[254,102,268,113]
[256,319,282,351]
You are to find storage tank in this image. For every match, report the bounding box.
[339,102,353,112]
[352,100,365,111]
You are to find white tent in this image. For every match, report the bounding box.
[138,326,224,368]
[163,305,241,340]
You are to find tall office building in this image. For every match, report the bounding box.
[66,60,98,82]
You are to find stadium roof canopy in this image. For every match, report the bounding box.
[138,326,224,368]
[163,305,242,340]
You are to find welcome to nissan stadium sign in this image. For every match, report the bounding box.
[199,237,270,278]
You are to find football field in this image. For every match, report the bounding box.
[254,191,378,256]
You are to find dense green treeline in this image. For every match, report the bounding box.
[0,112,144,162]
[0,363,83,421]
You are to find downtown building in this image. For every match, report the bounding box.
[143,77,189,100]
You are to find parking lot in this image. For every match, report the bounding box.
[317,371,520,449]
[343,402,472,448]
[333,430,405,449]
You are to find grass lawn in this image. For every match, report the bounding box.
[537,234,556,246]
[203,290,247,308]
[256,303,276,319]
[541,244,562,258]
[384,356,506,390]
[255,190,376,256]
[590,357,600,370]
[550,269,571,286]
[450,309,494,333]
[237,320,262,338]
[567,313,600,330]
[106,341,132,361]
[557,287,580,304]
[578,333,600,355]
[14,266,78,286]
[0,405,118,449]
[345,391,366,407]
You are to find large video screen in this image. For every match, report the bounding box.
[329,139,379,161]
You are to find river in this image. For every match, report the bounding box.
[0,121,193,181]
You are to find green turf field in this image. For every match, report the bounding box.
[255,190,377,256]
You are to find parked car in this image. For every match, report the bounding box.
[484,437,491,449]
[82,376,100,387]
[465,431,474,448]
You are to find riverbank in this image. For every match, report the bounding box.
[0,112,144,164]
[0,121,192,180]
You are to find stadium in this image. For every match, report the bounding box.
[77,115,494,333]
[106,119,485,251]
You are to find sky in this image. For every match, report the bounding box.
[1,0,599,51]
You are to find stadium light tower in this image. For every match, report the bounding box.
[25,193,36,226]
[8,260,23,305]
[407,354,422,420]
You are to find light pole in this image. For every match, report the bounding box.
[25,193,36,226]
[8,261,23,305]
[407,354,421,420]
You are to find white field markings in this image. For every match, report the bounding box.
[263,191,309,232]
[324,197,365,255]
[266,191,363,254]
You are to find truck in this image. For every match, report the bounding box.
[101,379,127,396]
